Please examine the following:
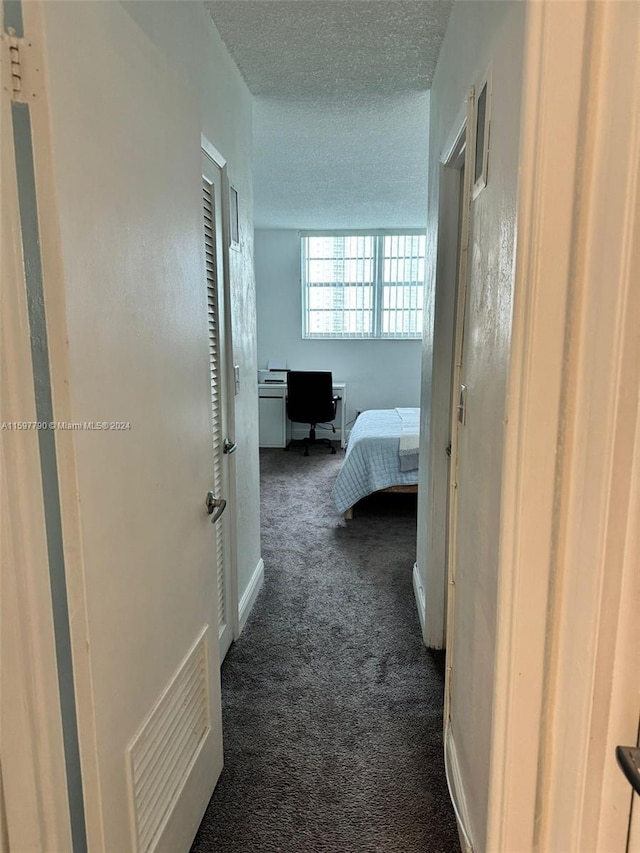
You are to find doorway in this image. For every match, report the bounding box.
[422,104,473,651]
[427,91,477,850]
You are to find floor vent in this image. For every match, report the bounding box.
[127,628,211,853]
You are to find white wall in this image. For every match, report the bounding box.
[418,1,526,848]
[255,229,422,426]
[253,94,430,229]
[122,1,261,601]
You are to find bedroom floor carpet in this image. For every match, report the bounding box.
[191,446,458,852]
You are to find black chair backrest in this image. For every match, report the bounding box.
[286,371,335,425]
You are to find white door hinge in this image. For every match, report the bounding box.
[2,32,38,102]
[9,34,22,95]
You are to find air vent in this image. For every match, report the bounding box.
[127,629,211,853]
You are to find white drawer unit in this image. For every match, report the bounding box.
[258,382,347,449]
[258,386,291,448]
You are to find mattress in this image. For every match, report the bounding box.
[331,408,420,514]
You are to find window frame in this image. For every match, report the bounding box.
[300,229,426,341]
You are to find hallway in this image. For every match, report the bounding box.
[192,449,458,852]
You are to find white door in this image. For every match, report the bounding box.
[202,153,235,662]
[20,3,224,850]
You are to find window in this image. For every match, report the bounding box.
[301,232,426,339]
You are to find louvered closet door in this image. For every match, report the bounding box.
[202,155,234,663]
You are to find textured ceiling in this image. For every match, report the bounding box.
[205,1,452,229]
[205,1,452,99]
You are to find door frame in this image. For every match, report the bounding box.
[440,93,477,853]
[1,27,73,851]
[486,1,640,850]
[201,136,239,647]
[442,109,471,716]
[421,100,473,652]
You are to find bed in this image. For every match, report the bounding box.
[331,408,420,519]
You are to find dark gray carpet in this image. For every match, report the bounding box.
[191,447,458,852]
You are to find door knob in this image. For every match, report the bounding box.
[205,491,227,524]
[223,438,237,454]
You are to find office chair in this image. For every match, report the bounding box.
[285,371,339,456]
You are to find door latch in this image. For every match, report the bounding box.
[457,384,467,426]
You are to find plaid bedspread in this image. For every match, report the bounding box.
[331,408,420,514]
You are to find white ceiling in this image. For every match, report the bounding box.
[205,1,452,229]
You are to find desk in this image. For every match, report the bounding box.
[258,382,347,449]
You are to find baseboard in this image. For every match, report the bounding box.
[237,558,264,635]
[445,726,475,853]
[412,561,426,634]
